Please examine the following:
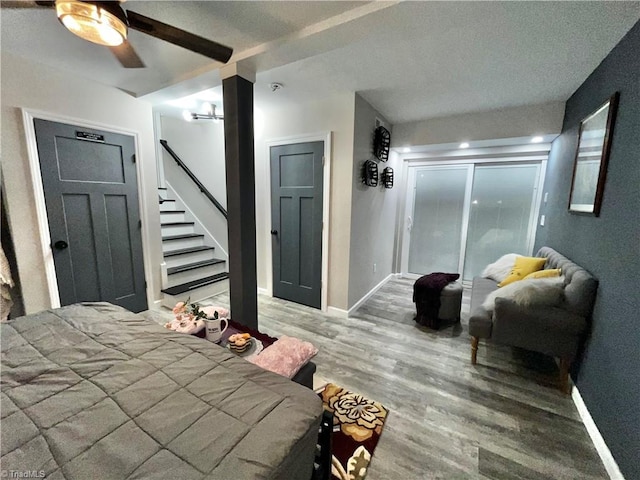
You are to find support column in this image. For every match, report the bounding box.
[222,65,258,329]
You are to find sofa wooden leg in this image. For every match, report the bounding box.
[559,358,571,394]
[471,336,479,365]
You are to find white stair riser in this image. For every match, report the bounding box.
[162,237,204,252]
[161,224,195,236]
[160,211,186,223]
[167,263,227,286]
[158,189,170,200]
[159,201,177,212]
[162,279,229,308]
[164,250,216,268]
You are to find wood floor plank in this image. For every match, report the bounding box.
[148,279,608,479]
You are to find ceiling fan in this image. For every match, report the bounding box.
[0,0,233,68]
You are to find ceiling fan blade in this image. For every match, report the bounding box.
[109,40,145,68]
[0,1,54,8]
[126,10,233,64]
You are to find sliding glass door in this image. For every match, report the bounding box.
[463,164,541,279]
[407,166,470,274]
[403,162,542,279]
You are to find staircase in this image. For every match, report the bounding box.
[158,187,229,307]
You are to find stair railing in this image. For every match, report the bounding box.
[159,139,227,219]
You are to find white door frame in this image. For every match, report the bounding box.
[21,108,154,309]
[264,132,332,312]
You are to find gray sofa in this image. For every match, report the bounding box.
[468,247,598,392]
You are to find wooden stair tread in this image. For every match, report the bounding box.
[162,234,204,241]
[167,258,225,275]
[163,246,215,258]
[161,222,195,226]
[161,272,229,296]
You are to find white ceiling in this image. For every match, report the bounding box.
[2,1,639,124]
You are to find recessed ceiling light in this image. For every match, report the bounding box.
[531,136,544,143]
[402,147,411,153]
[459,142,470,149]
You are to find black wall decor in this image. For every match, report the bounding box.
[373,126,390,162]
[362,159,378,187]
[381,167,394,189]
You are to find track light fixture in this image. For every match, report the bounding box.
[182,103,224,122]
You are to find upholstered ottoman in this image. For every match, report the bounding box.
[414,278,463,329]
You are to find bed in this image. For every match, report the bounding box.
[1,302,323,479]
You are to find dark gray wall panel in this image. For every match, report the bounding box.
[299,197,313,288]
[279,196,295,285]
[534,20,640,479]
[63,194,101,302]
[55,137,125,183]
[104,195,135,299]
[280,153,314,187]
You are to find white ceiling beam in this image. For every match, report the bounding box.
[138,1,400,104]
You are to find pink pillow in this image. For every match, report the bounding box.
[249,336,318,378]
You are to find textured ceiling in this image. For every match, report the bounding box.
[2,1,639,124]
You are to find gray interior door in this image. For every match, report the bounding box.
[270,141,323,309]
[34,119,148,312]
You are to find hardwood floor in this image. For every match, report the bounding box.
[148,278,608,479]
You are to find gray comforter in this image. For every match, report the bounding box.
[1,303,322,479]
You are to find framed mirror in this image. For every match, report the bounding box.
[568,92,619,216]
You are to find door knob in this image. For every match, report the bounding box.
[270,230,278,235]
[54,240,68,250]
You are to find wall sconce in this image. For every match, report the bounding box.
[381,167,394,189]
[374,126,391,162]
[183,103,224,121]
[363,160,379,187]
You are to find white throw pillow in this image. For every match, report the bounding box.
[483,277,565,312]
[481,253,519,283]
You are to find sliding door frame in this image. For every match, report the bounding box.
[398,152,548,279]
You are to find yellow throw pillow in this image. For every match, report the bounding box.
[524,268,561,280]
[498,256,547,287]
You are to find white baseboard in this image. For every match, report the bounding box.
[327,306,348,318]
[257,287,268,296]
[572,386,625,480]
[347,274,393,316]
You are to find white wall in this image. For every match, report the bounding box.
[255,92,356,311]
[159,116,227,208]
[1,53,163,313]
[392,101,565,148]
[159,116,228,254]
[348,94,399,308]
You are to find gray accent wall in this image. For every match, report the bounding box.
[534,21,640,479]
[348,94,399,309]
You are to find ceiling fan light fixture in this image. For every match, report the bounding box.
[56,0,128,47]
